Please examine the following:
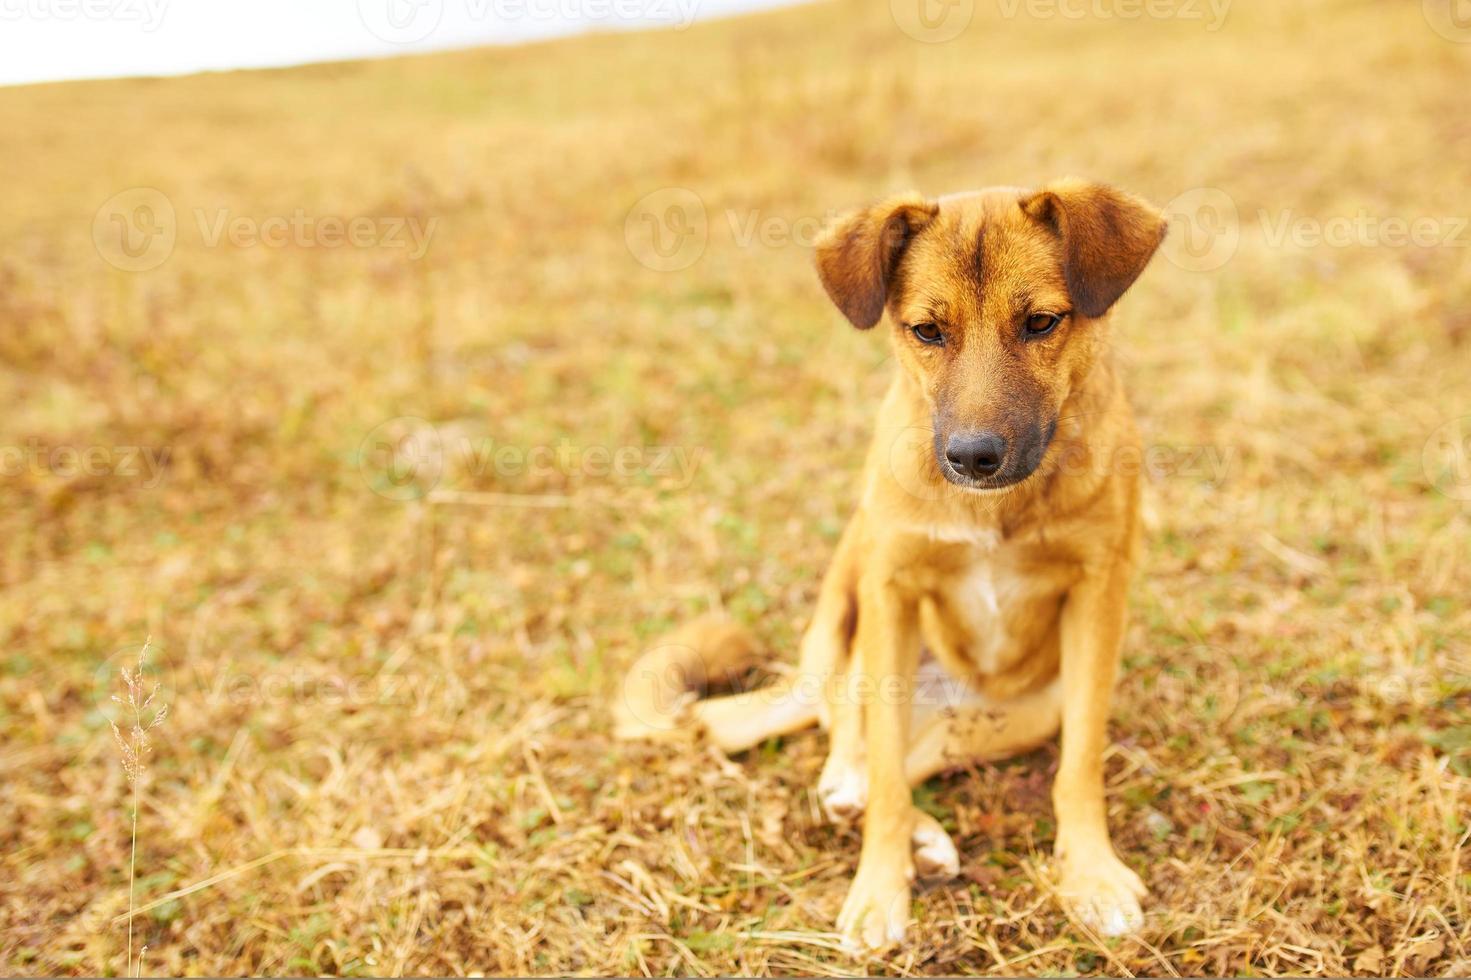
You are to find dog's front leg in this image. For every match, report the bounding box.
[817,655,867,821]
[1053,561,1147,936]
[836,569,920,951]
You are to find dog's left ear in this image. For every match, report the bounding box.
[1020,179,1166,319]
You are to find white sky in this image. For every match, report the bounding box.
[0,0,805,87]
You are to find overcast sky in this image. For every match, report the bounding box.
[0,0,804,87]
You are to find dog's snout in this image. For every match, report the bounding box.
[945,431,1007,480]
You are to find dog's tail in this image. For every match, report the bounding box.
[613,615,821,753]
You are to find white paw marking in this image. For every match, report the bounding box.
[1078,893,1144,936]
[912,819,959,879]
[818,762,867,821]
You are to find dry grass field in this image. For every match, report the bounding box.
[3,0,1471,975]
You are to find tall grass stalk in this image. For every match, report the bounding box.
[109,639,168,978]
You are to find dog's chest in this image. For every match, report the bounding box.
[922,536,1063,679]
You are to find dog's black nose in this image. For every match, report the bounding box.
[945,431,1007,479]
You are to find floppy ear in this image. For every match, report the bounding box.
[1019,178,1166,319]
[814,193,939,329]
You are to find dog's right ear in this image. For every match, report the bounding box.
[814,193,938,329]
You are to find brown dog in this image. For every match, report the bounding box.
[617,179,1166,951]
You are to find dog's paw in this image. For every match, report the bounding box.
[817,758,868,822]
[837,859,911,952]
[911,811,959,880]
[1057,850,1147,937]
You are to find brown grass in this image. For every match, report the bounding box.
[2,0,1470,975]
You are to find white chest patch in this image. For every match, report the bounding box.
[947,559,1024,674]
[971,564,1001,618]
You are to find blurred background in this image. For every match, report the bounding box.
[0,0,803,85]
[2,0,1469,976]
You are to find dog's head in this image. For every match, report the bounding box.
[815,179,1165,491]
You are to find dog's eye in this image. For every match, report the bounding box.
[911,322,944,346]
[1025,313,1063,337]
